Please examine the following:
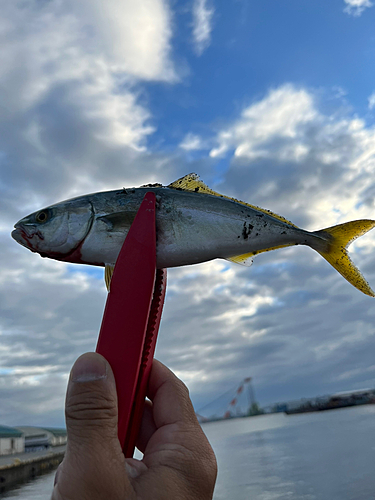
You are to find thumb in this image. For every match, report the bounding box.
[65,352,120,453]
[53,353,133,499]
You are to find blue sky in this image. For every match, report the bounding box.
[1,0,375,426]
[148,0,375,149]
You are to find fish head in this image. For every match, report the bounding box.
[12,197,94,261]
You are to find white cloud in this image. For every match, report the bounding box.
[192,0,214,55]
[0,0,175,110]
[0,0,187,427]
[368,92,375,110]
[0,0,179,217]
[179,132,205,150]
[209,83,375,229]
[0,0,174,149]
[2,0,375,426]
[65,0,176,81]
[210,85,317,161]
[343,0,373,16]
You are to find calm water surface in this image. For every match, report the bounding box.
[3,405,375,499]
[1,472,55,499]
[203,405,375,499]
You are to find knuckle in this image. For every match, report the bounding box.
[176,378,190,399]
[66,390,117,424]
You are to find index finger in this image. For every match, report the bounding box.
[147,359,198,429]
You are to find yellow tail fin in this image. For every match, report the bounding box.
[314,220,375,297]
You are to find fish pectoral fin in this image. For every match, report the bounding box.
[225,253,255,267]
[105,264,115,291]
[168,173,298,227]
[313,219,375,297]
[97,212,135,232]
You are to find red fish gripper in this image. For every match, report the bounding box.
[95,191,167,457]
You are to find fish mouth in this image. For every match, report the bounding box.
[11,227,33,249]
[11,224,42,251]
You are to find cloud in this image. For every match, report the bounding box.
[66,0,176,81]
[173,83,375,414]
[210,85,317,162]
[0,234,108,425]
[343,0,373,16]
[192,0,214,55]
[2,3,375,427]
[5,80,375,425]
[0,0,179,222]
[0,0,175,119]
[159,248,375,415]
[179,132,206,150]
[0,1,180,425]
[209,84,375,231]
[369,92,375,110]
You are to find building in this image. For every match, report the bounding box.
[15,427,67,452]
[0,425,24,455]
[42,428,67,447]
[15,427,49,452]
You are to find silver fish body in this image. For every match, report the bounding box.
[12,187,317,268]
[11,174,375,296]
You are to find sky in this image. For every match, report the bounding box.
[1,0,375,425]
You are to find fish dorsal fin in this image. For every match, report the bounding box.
[105,264,115,291]
[225,243,295,267]
[168,173,298,228]
[168,173,214,193]
[140,182,163,188]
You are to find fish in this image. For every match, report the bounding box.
[11,173,375,296]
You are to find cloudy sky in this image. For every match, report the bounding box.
[2,0,375,426]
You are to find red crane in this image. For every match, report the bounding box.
[224,377,257,418]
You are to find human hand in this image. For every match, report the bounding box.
[51,353,217,500]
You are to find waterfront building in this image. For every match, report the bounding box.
[14,427,67,452]
[42,428,67,446]
[0,426,24,455]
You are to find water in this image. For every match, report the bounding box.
[1,473,55,499]
[203,405,375,500]
[4,405,375,499]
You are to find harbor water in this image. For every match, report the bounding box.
[3,405,375,499]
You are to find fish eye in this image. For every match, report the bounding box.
[35,210,49,223]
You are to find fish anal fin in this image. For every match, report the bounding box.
[168,173,298,227]
[226,253,254,267]
[314,219,375,297]
[105,264,115,291]
[226,243,295,267]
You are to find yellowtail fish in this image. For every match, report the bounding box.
[12,173,375,296]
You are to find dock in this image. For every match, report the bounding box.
[0,445,65,493]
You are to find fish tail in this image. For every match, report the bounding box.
[312,220,375,297]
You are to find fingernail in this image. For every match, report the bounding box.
[71,354,107,382]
